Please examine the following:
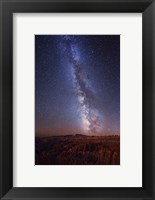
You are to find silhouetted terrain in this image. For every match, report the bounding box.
[35,135,120,165]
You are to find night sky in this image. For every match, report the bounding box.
[35,35,120,136]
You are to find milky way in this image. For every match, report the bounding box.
[35,35,120,136]
[60,36,102,134]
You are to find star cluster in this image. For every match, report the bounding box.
[35,35,120,136]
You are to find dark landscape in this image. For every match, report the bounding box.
[35,134,120,165]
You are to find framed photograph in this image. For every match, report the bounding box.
[35,34,120,166]
[0,0,154,199]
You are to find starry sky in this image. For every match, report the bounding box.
[35,35,120,136]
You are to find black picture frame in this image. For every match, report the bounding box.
[0,0,155,199]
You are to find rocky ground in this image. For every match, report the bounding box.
[35,134,120,165]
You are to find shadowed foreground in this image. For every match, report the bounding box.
[35,135,120,165]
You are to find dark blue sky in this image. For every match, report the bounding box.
[35,35,120,136]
